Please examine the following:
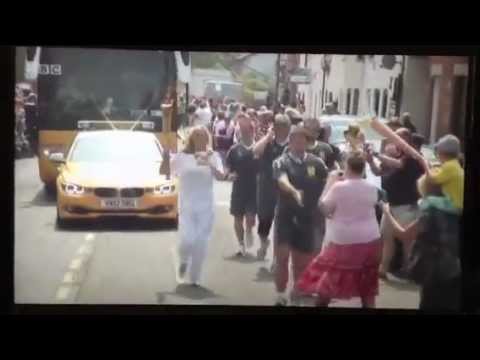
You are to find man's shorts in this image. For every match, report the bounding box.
[230,181,257,217]
[274,211,315,253]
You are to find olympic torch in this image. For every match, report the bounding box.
[365,117,423,162]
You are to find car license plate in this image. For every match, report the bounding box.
[101,199,137,209]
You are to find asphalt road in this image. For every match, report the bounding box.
[15,157,420,308]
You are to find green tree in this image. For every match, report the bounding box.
[191,52,224,69]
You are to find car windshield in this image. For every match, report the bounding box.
[69,135,162,163]
[325,119,385,144]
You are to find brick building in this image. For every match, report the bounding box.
[427,56,469,145]
[297,54,470,146]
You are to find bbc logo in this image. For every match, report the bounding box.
[39,64,62,76]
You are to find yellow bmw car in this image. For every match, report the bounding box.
[50,128,178,227]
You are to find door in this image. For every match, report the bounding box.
[374,89,381,116]
[352,89,360,115]
[429,77,441,144]
[381,89,388,118]
[450,76,467,146]
[346,89,352,114]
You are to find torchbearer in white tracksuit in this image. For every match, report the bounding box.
[160,126,225,287]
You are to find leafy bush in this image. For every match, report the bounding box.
[192,53,223,69]
[244,77,269,92]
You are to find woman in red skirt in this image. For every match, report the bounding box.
[296,152,382,308]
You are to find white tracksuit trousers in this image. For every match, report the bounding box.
[178,207,214,284]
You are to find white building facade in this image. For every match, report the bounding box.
[298,54,403,119]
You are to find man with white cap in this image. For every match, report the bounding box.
[419,134,464,211]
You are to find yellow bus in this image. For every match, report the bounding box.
[24,47,186,193]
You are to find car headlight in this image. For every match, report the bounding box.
[153,184,176,195]
[61,182,85,195]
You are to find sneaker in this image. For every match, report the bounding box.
[245,230,254,249]
[257,246,268,261]
[378,270,389,282]
[274,294,288,306]
[289,290,302,307]
[270,258,276,274]
[235,245,246,257]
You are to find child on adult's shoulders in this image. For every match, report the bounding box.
[419,134,464,211]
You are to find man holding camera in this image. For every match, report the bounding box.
[365,128,423,280]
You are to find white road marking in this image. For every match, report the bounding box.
[85,233,95,242]
[54,233,97,303]
[62,271,76,284]
[76,245,88,255]
[55,286,71,301]
[69,258,83,271]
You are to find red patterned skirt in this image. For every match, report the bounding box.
[296,239,382,300]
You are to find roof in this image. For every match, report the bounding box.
[205,80,243,86]
[75,130,157,141]
[320,115,388,123]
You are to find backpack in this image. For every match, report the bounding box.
[407,204,460,285]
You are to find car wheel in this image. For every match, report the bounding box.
[56,205,70,229]
[171,215,179,230]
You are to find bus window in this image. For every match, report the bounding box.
[35,47,182,188]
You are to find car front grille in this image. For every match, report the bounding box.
[120,188,144,198]
[94,188,118,198]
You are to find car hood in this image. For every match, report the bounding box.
[334,139,382,152]
[61,162,171,188]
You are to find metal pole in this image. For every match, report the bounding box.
[321,70,326,109]
[396,55,406,116]
[274,53,281,109]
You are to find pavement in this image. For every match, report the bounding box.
[15,157,420,308]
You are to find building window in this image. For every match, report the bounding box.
[304,54,308,67]
[450,76,467,142]
[339,90,344,114]
[374,89,381,116]
[381,89,388,118]
[352,89,360,115]
[346,89,352,114]
[314,92,318,118]
[366,89,372,113]
[329,92,333,103]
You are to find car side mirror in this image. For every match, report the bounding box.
[48,152,65,165]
